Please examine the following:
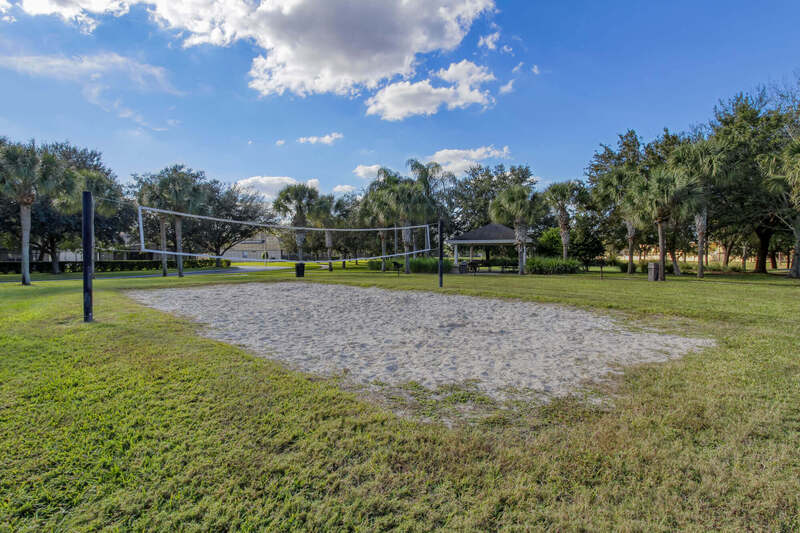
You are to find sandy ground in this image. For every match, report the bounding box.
[128,282,714,400]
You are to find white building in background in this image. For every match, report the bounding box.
[224,232,283,260]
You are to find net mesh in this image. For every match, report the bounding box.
[137,206,433,264]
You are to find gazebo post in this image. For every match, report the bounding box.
[454,244,458,265]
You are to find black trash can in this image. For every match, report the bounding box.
[647,262,661,281]
[295,262,305,278]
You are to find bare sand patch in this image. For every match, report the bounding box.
[127,282,714,401]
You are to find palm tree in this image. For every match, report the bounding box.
[543,181,584,259]
[633,167,697,281]
[310,194,336,260]
[385,180,432,274]
[595,167,641,274]
[273,183,319,261]
[672,139,720,278]
[157,166,207,277]
[760,138,800,278]
[0,142,65,285]
[489,184,537,274]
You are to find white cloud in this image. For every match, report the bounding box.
[0,0,11,12]
[0,52,177,92]
[353,164,381,180]
[512,61,523,74]
[332,184,356,194]
[247,139,253,145]
[532,64,540,75]
[19,0,495,98]
[499,79,514,94]
[0,52,177,130]
[501,44,512,54]
[428,145,510,174]
[478,31,499,50]
[297,132,343,145]
[365,59,494,121]
[237,175,319,201]
[275,139,285,146]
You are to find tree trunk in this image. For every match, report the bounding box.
[657,221,666,281]
[50,243,60,274]
[742,243,748,272]
[559,222,570,260]
[769,250,777,269]
[402,225,412,274]
[159,217,168,277]
[20,203,32,285]
[515,222,528,274]
[789,225,800,279]
[625,220,635,274]
[695,210,706,278]
[722,242,732,267]
[753,226,773,274]
[295,230,306,262]
[669,247,681,275]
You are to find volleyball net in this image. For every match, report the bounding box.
[137,205,434,264]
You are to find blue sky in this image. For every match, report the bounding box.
[0,0,798,199]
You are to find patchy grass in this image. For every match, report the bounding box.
[1,268,799,530]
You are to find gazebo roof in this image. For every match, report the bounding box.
[447,223,532,245]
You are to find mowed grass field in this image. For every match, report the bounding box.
[1,267,799,531]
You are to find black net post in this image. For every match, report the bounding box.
[438,218,444,288]
[82,190,94,323]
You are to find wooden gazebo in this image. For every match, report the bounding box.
[446,223,532,265]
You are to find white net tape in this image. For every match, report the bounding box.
[137,205,433,264]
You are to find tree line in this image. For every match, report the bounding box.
[2,78,799,283]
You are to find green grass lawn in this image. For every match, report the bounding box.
[1,268,799,530]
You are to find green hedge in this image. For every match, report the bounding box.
[526,256,581,275]
[409,257,453,273]
[0,259,229,275]
[488,256,517,268]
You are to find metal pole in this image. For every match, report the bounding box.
[82,191,94,323]
[438,218,443,288]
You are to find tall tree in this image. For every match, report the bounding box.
[543,180,585,259]
[273,183,319,261]
[589,130,645,274]
[188,181,274,266]
[452,164,536,233]
[672,138,720,278]
[489,184,541,274]
[633,167,696,281]
[0,142,67,285]
[385,180,432,273]
[310,194,337,260]
[710,92,787,273]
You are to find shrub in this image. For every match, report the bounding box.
[526,256,581,275]
[367,259,382,271]
[409,257,453,273]
[537,227,562,257]
[488,256,517,268]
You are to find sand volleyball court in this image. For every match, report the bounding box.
[128,282,714,399]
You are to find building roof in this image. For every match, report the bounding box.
[447,223,532,245]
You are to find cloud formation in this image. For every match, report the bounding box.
[297,132,343,145]
[499,79,514,94]
[332,184,356,194]
[365,59,494,120]
[237,175,319,201]
[428,145,510,174]
[0,51,178,129]
[353,164,381,179]
[15,0,494,101]
[478,31,499,50]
